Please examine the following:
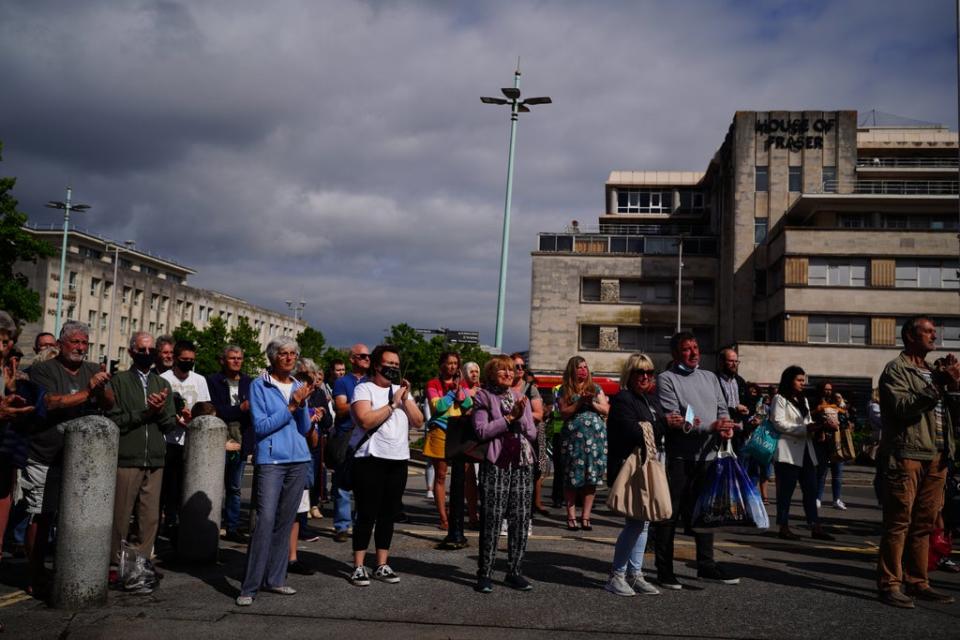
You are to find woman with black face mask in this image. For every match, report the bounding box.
[347,344,424,586]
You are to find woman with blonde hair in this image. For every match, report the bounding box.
[557,356,609,531]
[604,353,664,596]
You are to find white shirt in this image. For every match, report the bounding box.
[160,369,212,446]
[350,381,410,461]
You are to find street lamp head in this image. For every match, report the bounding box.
[45,201,66,210]
[523,96,552,105]
[481,97,509,105]
[517,104,530,113]
[501,87,521,100]
[72,204,91,212]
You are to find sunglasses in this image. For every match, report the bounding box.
[633,369,656,377]
[354,353,371,360]
[514,364,525,371]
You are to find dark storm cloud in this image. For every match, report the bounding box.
[1,0,954,350]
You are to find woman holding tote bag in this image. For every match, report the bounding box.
[604,353,668,597]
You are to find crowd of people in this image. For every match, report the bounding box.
[0,311,957,610]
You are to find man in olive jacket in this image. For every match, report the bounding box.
[107,331,177,565]
[877,315,960,608]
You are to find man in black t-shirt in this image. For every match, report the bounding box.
[25,321,113,596]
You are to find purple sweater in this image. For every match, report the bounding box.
[472,388,537,465]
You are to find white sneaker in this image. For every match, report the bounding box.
[833,500,847,511]
[426,491,435,500]
[604,573,636,597]
[500,520,509,536]
[627,573,661,596]
[815,499,821,509]
[528,522,533,537]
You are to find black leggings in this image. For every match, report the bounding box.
[352,456,408,552]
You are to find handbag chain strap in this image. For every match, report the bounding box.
[641,421,657,457]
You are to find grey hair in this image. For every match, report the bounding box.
[59,320,90,340]
[296,357,319,373]
[129,331,154,351]
[222,344,244,359]
[266,336,300,364]
[462,361,480,376]
[0,311,17,338]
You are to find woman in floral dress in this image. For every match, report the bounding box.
[557,356,608,531]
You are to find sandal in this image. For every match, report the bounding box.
[566,518,580,531]
[581,518,593,532]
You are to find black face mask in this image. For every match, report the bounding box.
[379,365,401,384]
[131,352,155,369]
[176,360,195,373]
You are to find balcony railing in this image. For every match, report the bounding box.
[536,233,718,256]
[820,180,958,195]
[856,157,959,168]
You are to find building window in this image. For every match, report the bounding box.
[148,321,155,334]
[580,325,600,349]
[176,300,184,315]
[789,166,802,192]
[754,218,768,244]
[161,296,169,313]
[68,271,78,291]
[100,313,108,332]
[103,281,113,299]
[120,258,133,269]
[150,294,159,311]
[582,278,601,302]
[822,166,837,193]
[616,189,673,214]
[755,166,768,192]
[120,317,128,334]
[838,214,865,228]
[66,304,76,320]
[691,281,714,304]
[142,265,158,276]
[131,318,138,331]
[134,289,143,306]
[808,259,868,287]
[895,260,959,289]
[88,310,96,326]
[753,322,767,342]
[808,316,868,345]
[122,286,131,304]
[80,246,101,260]
[90,278,101,297]
[896,317,960,349]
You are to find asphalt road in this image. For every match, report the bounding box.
[2,463,959,639]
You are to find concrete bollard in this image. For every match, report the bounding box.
[52,415,119,610]
[178,415,227,562]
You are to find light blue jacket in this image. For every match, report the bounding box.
[249,372,312,465]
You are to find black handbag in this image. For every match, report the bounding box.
[443,414,487,461]
[324,430,352,468]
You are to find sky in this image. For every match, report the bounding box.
[1,0,955,350]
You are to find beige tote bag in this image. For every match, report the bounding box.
[606,421,673,522]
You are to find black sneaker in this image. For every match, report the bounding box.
[505,573,533,591]
[223,530,249,544]
[657,574,683,590]
[475,576,493,593]
[287,561,315,576]
[697,565,740,585]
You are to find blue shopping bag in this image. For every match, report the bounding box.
[692,441,769,532]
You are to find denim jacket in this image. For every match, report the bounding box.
[249,372,312,465]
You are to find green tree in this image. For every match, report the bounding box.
[0,142,56,322]
[382,323,491,393]
[229,316,267,375]
[295,326,326,363]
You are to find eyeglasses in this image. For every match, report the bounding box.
[633,369,656,377]
[354,353,371,360]
[514,364,525,371]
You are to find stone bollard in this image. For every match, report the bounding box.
[178,415,227,562]
[52,415,119,610]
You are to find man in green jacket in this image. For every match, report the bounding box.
[107,331,177,567]
[877,315,960,608]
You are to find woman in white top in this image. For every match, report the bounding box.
[770,365,834,542]
[348,344,424,586]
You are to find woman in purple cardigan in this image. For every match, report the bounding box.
[472,354,538,594]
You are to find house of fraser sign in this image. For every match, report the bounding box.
[756,117,836,152]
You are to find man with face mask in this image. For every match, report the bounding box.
[159,340,211,539]
[654,331,737,591]
[107,331,177,573]
[155,335,175,375]
[26,321,114,596]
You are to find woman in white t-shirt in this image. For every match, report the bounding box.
[347,344,424,586]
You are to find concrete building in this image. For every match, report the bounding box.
[530,110,958,394]
[16,226,306,366]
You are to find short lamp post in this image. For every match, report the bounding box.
[481,65,551,351]
[45,187,90,336]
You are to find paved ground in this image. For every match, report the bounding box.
[2,463,959,639]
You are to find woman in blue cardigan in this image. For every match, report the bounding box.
[236,336,316,607]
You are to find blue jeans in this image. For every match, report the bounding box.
[223,454,246,533]
[332,469,353,533]
[612,519,649,576]
[240,462,309,597]
[816,460,844,503]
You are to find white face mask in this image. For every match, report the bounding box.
[676,362,698,373]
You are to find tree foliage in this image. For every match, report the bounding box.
[173,315,266,377]
[0,142,56,323]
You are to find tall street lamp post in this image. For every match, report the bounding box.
[481,65,551,351]
[45,187,90,335]
[106,240,136,367]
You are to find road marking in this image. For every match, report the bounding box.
[0,591,31,608]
